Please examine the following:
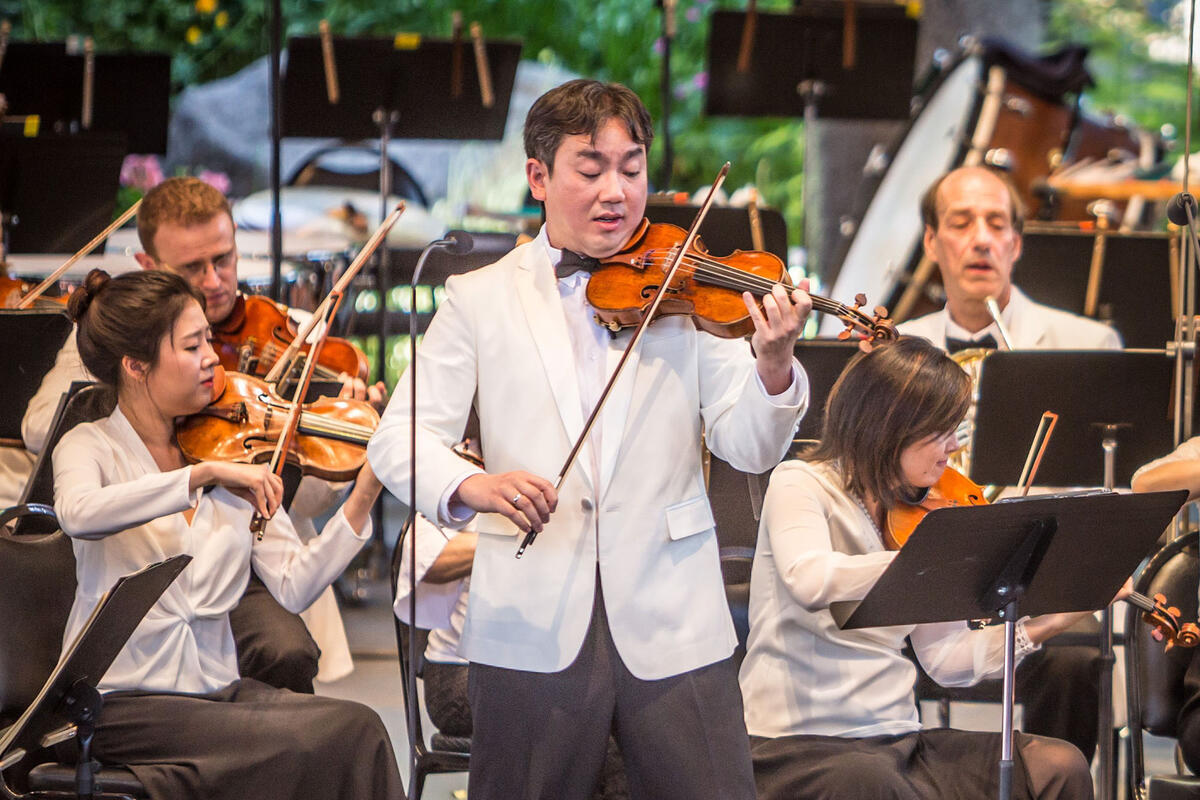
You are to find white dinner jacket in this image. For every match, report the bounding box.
[897,286,1123,350]
[368,240,807,679]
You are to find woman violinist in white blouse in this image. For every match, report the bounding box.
[740,336,1127,800]
[51,269,403,800]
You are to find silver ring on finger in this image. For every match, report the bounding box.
[511,493,523,505]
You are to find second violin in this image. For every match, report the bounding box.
[212,293,369,384]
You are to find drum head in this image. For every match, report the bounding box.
[821,55,982,335]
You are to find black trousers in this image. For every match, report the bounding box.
[467,583,755,800]
[93,678,404,800]
[228,569,320,694]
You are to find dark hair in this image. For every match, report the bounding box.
[69,269,206,387]
[805,336,971,510]
[523,79,653,172]
[137,176,233,258]
[919,166,1025,235]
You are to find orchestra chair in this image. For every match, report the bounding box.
[13,382,114,536]
[0,505,147,799]
[388,518,470,800]
[1125,531,1200,800]
[720,546,755,668]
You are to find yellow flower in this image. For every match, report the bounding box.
[195,0,217,14]
[186,25,202,44]
[215,10,228,28]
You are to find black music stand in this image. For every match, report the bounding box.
[969,349,1176,799]
[0,43,77,131]
[970,351,1174,489]
[705,4,915,261]
[831,490,1186,800]
[282,35,521,141]
[0,309,73,445]
[0,555,191,795]
[0,131,126,254]
[88,53,171,155]
[0,44,170,155]
[1016,229,1175,350]
[792,338,860,445]
[706,4,916,120]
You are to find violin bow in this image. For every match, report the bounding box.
[262,202,405,387]
[516,162,731,558]
[1016,411,1058,496]
[16,200,142,309]
[249,298,338,538]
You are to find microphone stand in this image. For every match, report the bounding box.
[657,0,677,190]
[1167,0,1199,539]
[405,230,472,799]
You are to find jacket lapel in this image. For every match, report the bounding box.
[514,247,593,488]
[1006,288,1049,349]
[599,329,641,497]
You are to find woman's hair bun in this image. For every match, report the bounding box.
[68,268,112,322]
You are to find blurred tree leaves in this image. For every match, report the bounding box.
[10,0,1195,244]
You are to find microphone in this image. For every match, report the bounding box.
[1167,192,1196,227]
[438,229,474,256]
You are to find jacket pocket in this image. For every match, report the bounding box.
[665,494,716,541]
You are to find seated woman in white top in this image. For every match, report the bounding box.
[52,268,403,800]
[739,336,1124,800]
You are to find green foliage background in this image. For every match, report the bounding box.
[4,0,1196,244]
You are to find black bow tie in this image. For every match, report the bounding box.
[946,333,998,354]
[556,249,601,279]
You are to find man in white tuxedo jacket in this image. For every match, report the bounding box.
[898,166,1119,763]
[898,166,1120,352]
[369,80,811,799]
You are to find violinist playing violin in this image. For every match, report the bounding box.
[51,268,402,800]
[741,336,1128,800]
[369,79,811,799]
[23,176,384,691]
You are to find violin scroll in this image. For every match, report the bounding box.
[1135,591,1200,651]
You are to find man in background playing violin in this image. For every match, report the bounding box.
[898,165,1121,763]
[22,176,386,691]
[369,78,811,799]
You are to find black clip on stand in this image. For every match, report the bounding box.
[830,491,1187,800]
[969,349,1177,800]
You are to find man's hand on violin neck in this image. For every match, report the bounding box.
[745,281,812,395]
[337,372,389,413]
[454,471,558,534]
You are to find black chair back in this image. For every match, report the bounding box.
[0,520,76,720]
[16,383,115,535]
[1126,531,1200,794]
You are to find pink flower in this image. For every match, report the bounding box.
[693,71,708,89]
[119,154,165,192]
[653,37,665,55]
[197,169,232,195]
[686,6,701,22]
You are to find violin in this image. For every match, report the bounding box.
[212,294,370,384]
[586,218,896,343]
[176,366,378,483]
[883,466,988,550]
[1,272,69,309]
